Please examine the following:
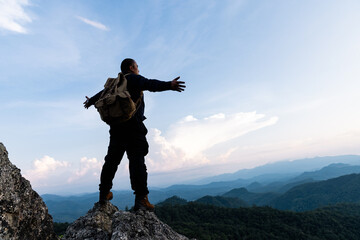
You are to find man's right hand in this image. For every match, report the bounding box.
[83,96,91,109]
[171,76,186,92]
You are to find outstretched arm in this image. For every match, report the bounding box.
[83,90,103,109]
[131,74,185,92]
[170,76,186,92]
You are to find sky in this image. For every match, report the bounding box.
[0,0,360,195]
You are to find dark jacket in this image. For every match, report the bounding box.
[88,73,172,123]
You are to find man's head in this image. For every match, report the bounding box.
[121,58,139,75]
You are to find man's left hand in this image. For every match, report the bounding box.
[171,76,186,92]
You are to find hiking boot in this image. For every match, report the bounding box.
[99,191,113,204]
[134,195,155,212]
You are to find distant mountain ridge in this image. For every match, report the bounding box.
[219,173,360,212]
[246,162,360,193]
[43,155,360,222]
[195,155,360,184]
[161,161,360,197]
[222,188,280,206]
[292,163,360,182]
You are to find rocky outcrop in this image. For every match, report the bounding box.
[63,202,189,240]
[0,143,57,240]
[63,202,118,239]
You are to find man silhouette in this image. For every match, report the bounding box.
[84,58,185,211]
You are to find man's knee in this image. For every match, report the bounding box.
[104,154,121,165]
[105,142,125,161]
[128,138,149,157]
[128,147,148,159]
[104,147,125,167]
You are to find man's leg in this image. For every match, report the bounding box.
[127,134,149,197]
[127,123,154,210]
[99,132,125,200]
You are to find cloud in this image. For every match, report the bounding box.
[218,147,239,162]
[23,156,70,185]
[146,112,278,172]
[146,128,189,172]
[67,157,103,183]
[168,112,278,157]
[24,155,103,190]
[76,16,109,31]
[0,0,32,33]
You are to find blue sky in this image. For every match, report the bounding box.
[1,0,359,194]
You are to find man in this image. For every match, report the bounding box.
[84,58,185,211]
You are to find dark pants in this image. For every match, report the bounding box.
[99,120,149,197]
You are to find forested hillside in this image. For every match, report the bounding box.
[270,173,360,211]
[155,202,360,240]
[220,173,360,211]
[222,187,280,205]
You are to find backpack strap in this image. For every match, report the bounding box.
[122,72,143,117]
[134,91,143,112]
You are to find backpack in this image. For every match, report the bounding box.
[94,72,142,124]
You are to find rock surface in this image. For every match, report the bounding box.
[64,202,189,240]
[0,143,57,240]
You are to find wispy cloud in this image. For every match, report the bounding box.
[168,112,278,158]
[146,112,278,172]
[0,0,32,33]
[76,16,109,31]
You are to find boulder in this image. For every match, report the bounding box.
[0,143,57,240]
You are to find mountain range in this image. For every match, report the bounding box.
[158,173,360,211]
[42,155,360,222]
[194,155,360,184]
